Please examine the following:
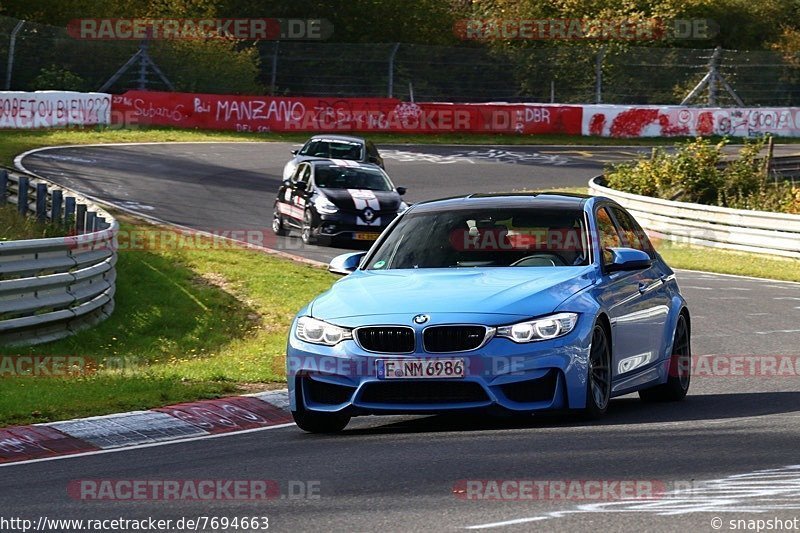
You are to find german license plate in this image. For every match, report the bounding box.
[377,358,465,379]
[353,232,380,241]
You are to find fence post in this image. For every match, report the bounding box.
[5,20,25,90]
[51,189,63,223]
[595,46,605,104]
[388,43,400,98]
[76,204,87,234]
[708,46,721,106]
[64,197,76,228]
[17,176,28,216]
[270,41,280,95]
[35,183,47,222]
[86,211,97,233]
[0,169,7,205]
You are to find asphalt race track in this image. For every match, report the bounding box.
[6,142,800,532]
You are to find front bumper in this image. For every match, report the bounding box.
[315,212,397,240]
[286,316,593,416]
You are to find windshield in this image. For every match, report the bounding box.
[366,208,589,269]
[315,166,393,191]
[300,139,364,160]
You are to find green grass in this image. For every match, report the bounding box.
[656,242,800,282]
[0,204,70,241]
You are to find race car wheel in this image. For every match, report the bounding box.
[272,204,288,236]
[301,210,317,245]
[639,314,691,402]
[583,323,611,419]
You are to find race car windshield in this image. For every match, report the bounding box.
[315,167,393,191]
[301,140,364,160]
[366,208,590,269]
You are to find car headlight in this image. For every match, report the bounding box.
[283,162,298,181]
[496,313,578,343]
[314,196,339,214]
[295,316,352,346]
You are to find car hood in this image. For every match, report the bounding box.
[320,188,401,212]
[310,267,595,322]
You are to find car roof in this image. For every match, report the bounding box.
[410,192,591,213]
[308,134,366,143]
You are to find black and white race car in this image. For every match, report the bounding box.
[282,135,384,181]
[273,159,407,246]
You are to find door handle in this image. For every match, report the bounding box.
[638,281,649,293]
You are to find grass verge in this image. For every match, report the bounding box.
[0,205,70,241]
[657,243,800,282]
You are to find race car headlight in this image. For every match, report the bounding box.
[295,316,352,346]
[315,196,339,214]
[283,161,298,180]
[496,313,578,343]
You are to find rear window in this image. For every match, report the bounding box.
[300,140,363,160]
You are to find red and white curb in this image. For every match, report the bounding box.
[0,390,291,465]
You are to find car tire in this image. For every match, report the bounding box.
[582,323,612,419]
[639,314,691,402]
[301,210,318,245]
[272,204,288,236]
[292,394,350,434]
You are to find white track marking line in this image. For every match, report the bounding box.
[465,464,800,530]
[675,269,800,286]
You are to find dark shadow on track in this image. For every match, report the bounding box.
[332,391,800,436]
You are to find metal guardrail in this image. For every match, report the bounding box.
[770,155,800,179]
[0,168,118,346]
[589,174,800,259]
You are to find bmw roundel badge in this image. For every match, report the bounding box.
[413,314,429,324]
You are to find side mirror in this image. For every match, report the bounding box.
[291,149,298,155]
[282,179,291,187]
[329,252,367,276]
[605,248,652,273]
[396,187,407,196]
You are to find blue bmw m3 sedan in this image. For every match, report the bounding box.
[286,192,691,433]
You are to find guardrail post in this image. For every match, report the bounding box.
[0,169,7,205]
[388,43,400,98]
[595,46,605,104]
[35,183,47,222]
[86,211,97,233]
[51,189,62,223]
[64,196,76,227]
[17,176,28,216]
[270,41,280,95]
[76,204,87,233]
